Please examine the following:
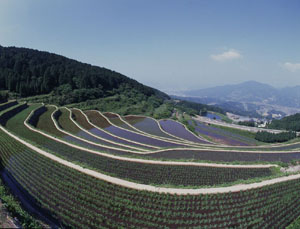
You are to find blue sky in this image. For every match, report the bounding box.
[0,0,299,92]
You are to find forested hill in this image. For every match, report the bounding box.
[0,45,223,118]
[0,45,168,102]
[268,113,300,131]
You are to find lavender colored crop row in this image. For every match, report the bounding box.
[195,121,257,144]
[191,121,250,146]
[3,128,300,228]
[103,113,136,131]
[205,112,221,120]
[89,128,155,150]
[193,121,300,150]
[126,116,177,139]
[57,108,135,150]
[147,149,300,163]
[159,119,208,144]
[104,125,185,148]
[62,135,134,156]
[87,111,184,148]
[0,101,18,112]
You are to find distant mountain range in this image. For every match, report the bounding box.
[172,81,300,118]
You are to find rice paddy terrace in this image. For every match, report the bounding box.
[1,100,300,228]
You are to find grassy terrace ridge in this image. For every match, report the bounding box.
[71,108,156,151]
[69,108,300,154]
[105,112,208,147]
[84,110,111,128]
[209,123,260,144]
[31,106,149,155]
[35,105,65,138]
[102,112,138,131]
[0,104,285,188]
[0,100,18,112]
[178,114,300,150]
[209,123,300,146]
[0,179,42,228]
[95,111,192,149]
[4,103,300,165]
[54,107,140,151]
[287,215,300,229]
[1,129,300,227]
[184,114,260,146]
[185,121,300,151]
[22,114,296,167]
[123,115,179,140]
[70,108,153,151]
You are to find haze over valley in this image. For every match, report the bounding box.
[171,81,300,118]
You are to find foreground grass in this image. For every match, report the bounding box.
[0,179,42,228]
[287,215,300,229]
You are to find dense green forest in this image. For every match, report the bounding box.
[0,46,167,100]
[0,45,171,115]
[0,45,224,117]
[174,100,225,116]
[238,120,256,127]
[0,91,8,103]
[268,113,300,131]
[255,131,297,143]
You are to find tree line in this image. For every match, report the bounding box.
[268,113,300,131]
[255,131,297,143]
[0,46,168,103]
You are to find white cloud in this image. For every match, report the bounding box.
[282,62,300,72]
[210,49,242,61]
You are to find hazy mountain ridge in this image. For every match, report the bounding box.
[183,81,300,107]
[173,81,300,118]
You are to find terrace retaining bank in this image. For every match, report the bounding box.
[2,125,300,195]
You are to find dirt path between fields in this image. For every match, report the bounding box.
[3,125,300,195]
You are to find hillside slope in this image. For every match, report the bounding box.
[0,45,171,115]
[0,45,224,118]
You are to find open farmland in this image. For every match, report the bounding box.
[85,111,192,148]
[123,115,179,139]
[191,120,258,146]
[102,112,138,131]
[0,101,18,112]
[71,109,155,150]
[1,102,300,228]
[159,119,210,144]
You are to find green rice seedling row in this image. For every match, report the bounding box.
[1,128,300,228]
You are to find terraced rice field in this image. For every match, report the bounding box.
[0,101,18,112]
[102,112,137,131]
[86,111,189,148]
[72,109,155,150]
[159,119,210,144]
[1,102,300,228]
[55,108,139,151]
[191,120,258,146]
[146,149,300,163]
[123,115,178,139]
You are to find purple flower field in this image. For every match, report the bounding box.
[191,120,255,146]
[104,124,186,148]
[124,116,177,139]
[159,119,209,144]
